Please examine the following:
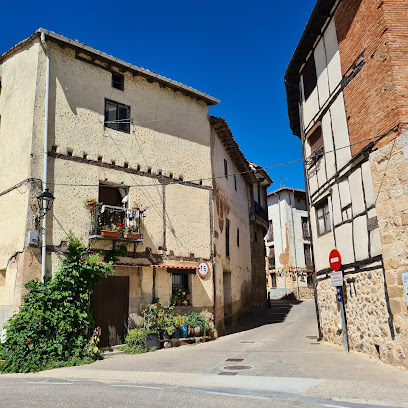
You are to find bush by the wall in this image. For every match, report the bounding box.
[0,234,113,373]
[120,328,148,354]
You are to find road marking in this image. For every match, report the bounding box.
[110,384,164,390]
[25,381,73,385]
[203,390,270,401]
[323,405,350,408]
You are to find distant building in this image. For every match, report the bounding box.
[265,187,314,299]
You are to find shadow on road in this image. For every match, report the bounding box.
[224,298,303,336]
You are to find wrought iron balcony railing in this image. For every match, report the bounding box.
[251,201,268,223]
[89,204,145,242]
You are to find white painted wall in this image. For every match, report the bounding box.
[266,190,310,270]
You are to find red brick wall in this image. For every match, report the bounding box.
[335,0,408,156]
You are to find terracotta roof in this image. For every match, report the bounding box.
[0,28,220,107]
[114,263,198,269]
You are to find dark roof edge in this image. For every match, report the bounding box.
[284,0,340,138]
[0,29,220,107]
[268,187,305,196]
[210,117,258,185]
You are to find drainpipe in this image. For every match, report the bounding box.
[298,98,323,340]
[289,191,299,299]
[40,31,50,283]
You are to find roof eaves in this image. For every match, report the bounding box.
[1,29,220,107]
[268,187,305,196]
[210,116,256,184]
[284,0,340,138]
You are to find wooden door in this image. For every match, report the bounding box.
[90,276,129,347]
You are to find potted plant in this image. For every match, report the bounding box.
[101,222,123,238]
[172,288,184,306]
[84,197,98,210]
[186,311,205,337]
[174,315,187,339]
[131,200,144,210]
[124,225,142,240]
[185,288,191,302]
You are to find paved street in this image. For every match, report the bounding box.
[2,300,408,408]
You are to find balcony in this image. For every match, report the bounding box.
[89,204,145,245]
[250,201,268,227]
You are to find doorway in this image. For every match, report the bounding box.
[90,275,129,347]
[223,271,232,320]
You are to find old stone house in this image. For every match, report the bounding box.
[210,118,271,327]
[0,29,270,345]
[285,0,408,367]
[265,187,314,299]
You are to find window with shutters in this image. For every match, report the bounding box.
[307,125,324,167]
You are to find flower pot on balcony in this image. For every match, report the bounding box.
[101,230,120,238]
[86,201,96,209]
[124,233,142,240]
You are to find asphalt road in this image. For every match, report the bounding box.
[2,300,408,408]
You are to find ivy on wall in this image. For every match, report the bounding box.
[0,234,114,373]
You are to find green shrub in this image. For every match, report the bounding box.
[0,234,114,373]
[121,328,148,354]
[185,311,205,327]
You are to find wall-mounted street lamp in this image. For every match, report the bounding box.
[37,188,55,215]
[37,188,55,283]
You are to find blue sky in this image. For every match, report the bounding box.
[1,0,316,191]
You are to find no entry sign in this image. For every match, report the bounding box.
[329,249,342,271]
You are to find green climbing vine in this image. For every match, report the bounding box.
[0,234,114,373]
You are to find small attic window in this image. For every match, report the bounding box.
[112,73,124,91]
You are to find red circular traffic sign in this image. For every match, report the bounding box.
[329,249,342,271]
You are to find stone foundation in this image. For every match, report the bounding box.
[369,132,408,368]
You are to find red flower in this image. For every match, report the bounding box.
[26,339,30,344]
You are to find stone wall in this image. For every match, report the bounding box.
[369,131,408,367]
[316,265,394,361]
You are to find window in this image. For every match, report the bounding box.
[172,274,188,291]
[304,244,312,266]
[315,199,331,236]
[302,55,317,100]
[224,159,228,178]
[254,230,258,242]
[268,246,275,269]
[98,183,127,227]
[237,228,240,247]
[112,73,124,91]
[104,99,130,133]
[225,218,230,258]
[302,217,310,239]
[270,273,277,288]
[234,174,237,191]
[308,125,323,156]
[266,220,274,242]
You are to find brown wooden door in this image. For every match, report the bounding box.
[90,276,129,347]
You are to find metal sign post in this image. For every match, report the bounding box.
[336,286,349,352]
[329,249,348,352]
